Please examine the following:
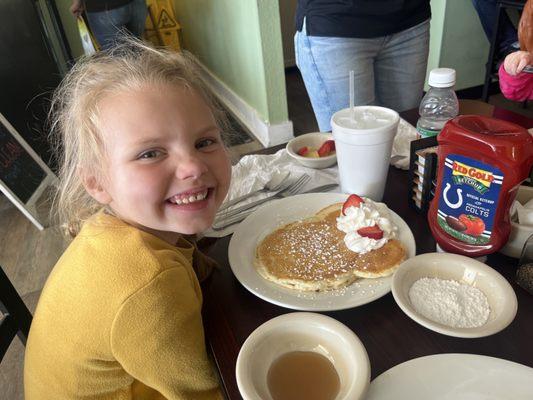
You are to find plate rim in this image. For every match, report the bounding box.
[366,353,533,399]
[228,192,416,311]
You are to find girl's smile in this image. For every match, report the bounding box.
[168,188,209,205]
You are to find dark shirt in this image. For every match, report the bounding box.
[84,0,132,12]
[295,0,431,38]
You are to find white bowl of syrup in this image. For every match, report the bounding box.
[236,312,370,400]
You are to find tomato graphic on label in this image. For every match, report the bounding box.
[458,214,485,236]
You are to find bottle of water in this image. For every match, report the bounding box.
[416,68,459,138]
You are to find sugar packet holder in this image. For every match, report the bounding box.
[408,136,438,213]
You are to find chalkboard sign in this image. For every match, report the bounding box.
[0,113,56,230]
[0,122,46,203]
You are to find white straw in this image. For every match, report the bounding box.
[349,70,355,120]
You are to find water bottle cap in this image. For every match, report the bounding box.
[428,68,456,88]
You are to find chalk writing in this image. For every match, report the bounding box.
[0,121,46,203]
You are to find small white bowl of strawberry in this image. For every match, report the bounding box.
[286,132,337,169]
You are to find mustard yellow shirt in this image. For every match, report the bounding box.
[24,213,223,400]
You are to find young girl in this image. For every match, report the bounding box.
[498,0,532,101]
[499,51,532,101]
[24,39,230,399]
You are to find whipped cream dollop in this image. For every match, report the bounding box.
[336,198,398,254]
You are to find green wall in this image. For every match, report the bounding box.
[427,0,446,81]
[427,0,490,91]
[55,0,84,59]
[54,0,288,125]
[173,0,288,125]
[53,1,491,121]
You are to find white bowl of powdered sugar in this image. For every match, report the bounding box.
[391,253,517,338]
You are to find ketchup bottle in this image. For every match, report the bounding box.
[428,115,533,257]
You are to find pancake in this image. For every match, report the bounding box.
[254,202,406,292]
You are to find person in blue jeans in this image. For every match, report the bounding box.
[294,0,431,132]
[70,0,147,50]
[471,0,520,62]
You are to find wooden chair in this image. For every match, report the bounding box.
[0,264,32,361]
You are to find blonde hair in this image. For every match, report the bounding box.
[49,37,229,235]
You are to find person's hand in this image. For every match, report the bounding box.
[70,0,84,17]
[503,50,532,76]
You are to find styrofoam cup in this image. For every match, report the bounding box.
[331,106,399,201]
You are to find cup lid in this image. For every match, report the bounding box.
[428,68,456,88]
[331,106,399,132]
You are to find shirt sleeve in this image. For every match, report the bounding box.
[498,64,533,101]
[110,266,223,400]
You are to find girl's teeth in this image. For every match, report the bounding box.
[171,190,208,205]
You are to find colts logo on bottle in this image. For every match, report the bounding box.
[451,161,496,194]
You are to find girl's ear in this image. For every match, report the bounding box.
[82,172,112,205]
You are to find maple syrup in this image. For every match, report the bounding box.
[267,351,340,400]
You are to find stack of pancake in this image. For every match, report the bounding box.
[254,203,406,292]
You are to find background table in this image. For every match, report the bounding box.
[200,100,533,399]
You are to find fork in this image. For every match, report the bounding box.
[218,171,290,212]
[211,182,339,231]
[215,173,310,220]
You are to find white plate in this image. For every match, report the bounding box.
[228,193,416,311]
[366,354,533,399]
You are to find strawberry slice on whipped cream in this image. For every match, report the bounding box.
[337,195,398,254]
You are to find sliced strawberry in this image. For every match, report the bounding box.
[317,140,336,157]
[297,146,309,156]
[357,225,384,240]
[342,194,364,215]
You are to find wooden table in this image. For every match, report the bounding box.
[200,101,533,399]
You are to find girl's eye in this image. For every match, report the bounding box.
[196,138,218,150]
[138,150,162,160]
